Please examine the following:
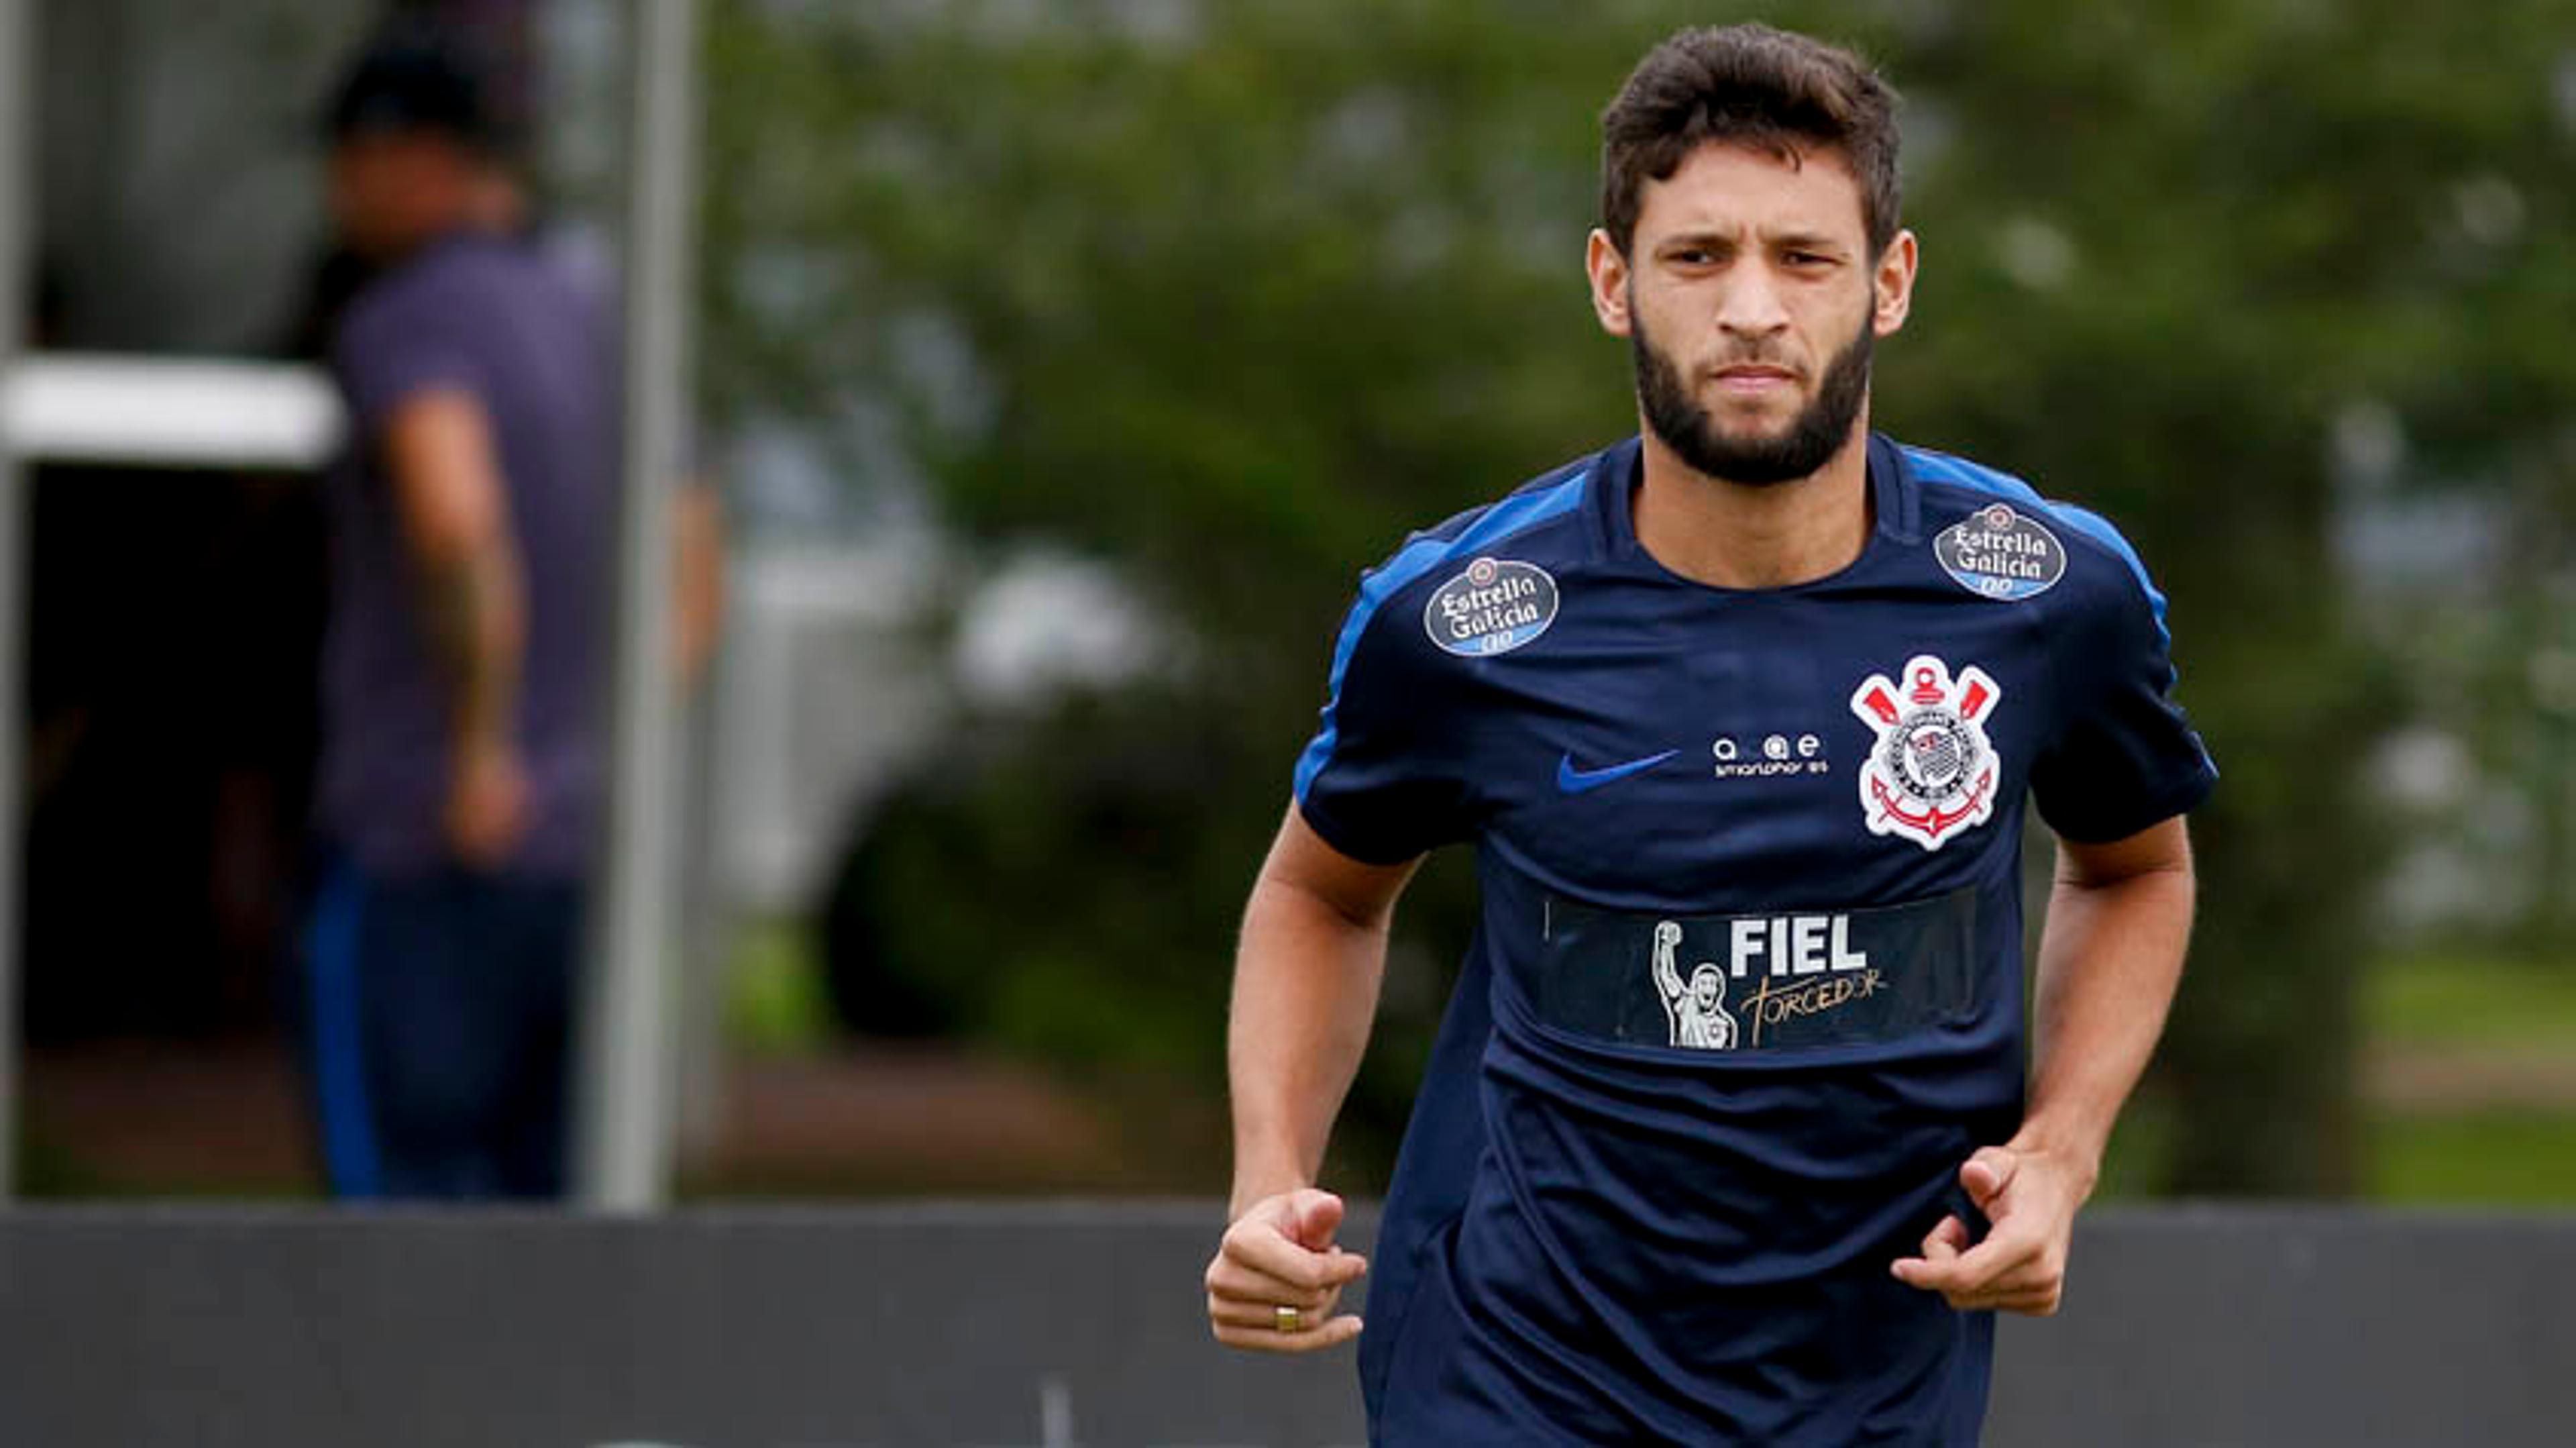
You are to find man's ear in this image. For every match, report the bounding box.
[1587,228,1634,338]
[1873,229,1919,338]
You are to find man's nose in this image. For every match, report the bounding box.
[1716,264,1792,339]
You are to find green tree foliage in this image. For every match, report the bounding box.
[1878,0,2574,1192]
[702,0,2573,1194]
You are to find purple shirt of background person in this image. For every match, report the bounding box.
[319,229,616,881]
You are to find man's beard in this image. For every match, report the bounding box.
[1631,304,1874,486]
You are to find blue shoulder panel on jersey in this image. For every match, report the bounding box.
[1293,464,1595,803]
[1902,445,2171,651]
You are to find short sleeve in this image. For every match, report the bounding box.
[2029,557,2217,843]
[331,282,482,440]
[1291,584,1473,865]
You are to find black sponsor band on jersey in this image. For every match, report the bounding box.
[1535,887,1979,1055]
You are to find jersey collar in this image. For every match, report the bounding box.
[1594,429,1923,574]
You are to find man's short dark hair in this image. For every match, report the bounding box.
[323,20,512,156]
[1599,24,1901,256]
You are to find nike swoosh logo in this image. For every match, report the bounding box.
[1556,749,1678,794]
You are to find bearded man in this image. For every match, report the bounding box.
[1202,23,2214,1445]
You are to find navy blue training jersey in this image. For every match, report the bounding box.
[1294,434,2215,1445]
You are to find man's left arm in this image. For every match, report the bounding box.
[1892,814,2196,1314]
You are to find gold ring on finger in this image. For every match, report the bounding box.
[1274,1304,1302,1333]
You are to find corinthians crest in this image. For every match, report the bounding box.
[1849,656,2004,851]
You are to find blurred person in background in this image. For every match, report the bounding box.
[302,21,614,1200]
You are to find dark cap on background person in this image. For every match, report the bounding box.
[321,22,515,156]
[320,19,529,261]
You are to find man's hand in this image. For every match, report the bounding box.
[444,735,532,870]
[1205,1188,1368,1353]
[1890,1143,2091,1316]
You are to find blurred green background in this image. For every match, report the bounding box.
[17,0,2569,1206]
[691,0,2576,1203]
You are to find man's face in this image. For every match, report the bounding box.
[1691,967,1723,1010]
[1589,141,1915,485]
[327,131,473,260]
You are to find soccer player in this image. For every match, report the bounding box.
[1202,23,2213,1443]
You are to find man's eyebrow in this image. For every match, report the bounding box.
[1766,230,1849,253]
[1653,227,1851,254]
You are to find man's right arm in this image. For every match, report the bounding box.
[1652,920,1684,1002]
[1205,805,1419,1354]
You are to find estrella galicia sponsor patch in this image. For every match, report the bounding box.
[1850,656,2004,851]
[1535,889,1978,1054]
[1934,502,2065,601]
[1423,556,1558,658]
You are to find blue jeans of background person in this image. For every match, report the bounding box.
[305,858,584,1199]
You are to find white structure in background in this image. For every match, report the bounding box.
[0,354,341,467]
[710,535,1170,915]
[953,552,1173,713]
[711,535,944,915]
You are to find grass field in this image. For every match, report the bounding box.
[724,919,839,1055]
[2368,1110,2576,1202]
[2360,954,2576,1204]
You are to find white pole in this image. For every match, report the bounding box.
[0,0,33,1200]
[576,0,698,1211]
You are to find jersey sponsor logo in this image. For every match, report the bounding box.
[1423,556,1558,657]
[1711,730,1830,779]
[1556,749,1677,794]
[1849,656,2004,851]
[1650,915,1880,1051]
[1934,502,2065,601]
[1537,890,1976,1053]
